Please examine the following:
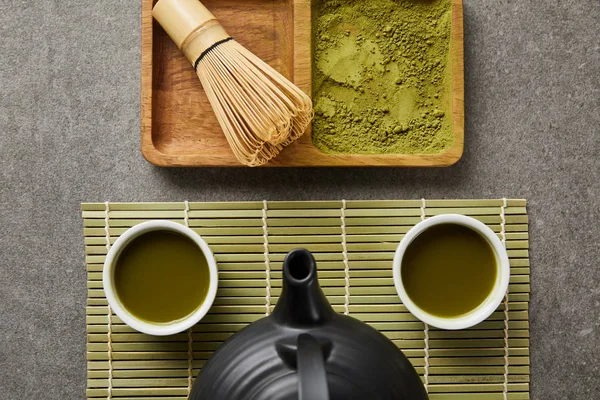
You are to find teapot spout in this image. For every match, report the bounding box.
[272,249,335,326]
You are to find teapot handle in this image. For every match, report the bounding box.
[297,334,330,400]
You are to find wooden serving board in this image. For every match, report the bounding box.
[141,0,464,167]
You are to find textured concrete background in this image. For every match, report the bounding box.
[0,0,598,398]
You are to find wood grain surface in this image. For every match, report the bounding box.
[141,0,464,167]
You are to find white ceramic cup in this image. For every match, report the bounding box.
[103,220,218,336]
[393,214,510,330]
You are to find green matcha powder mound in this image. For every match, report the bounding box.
[312,0,453,155]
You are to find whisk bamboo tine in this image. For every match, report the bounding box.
[237,45,312,110]
[233,49,309,123]
[207,52,281,142]
[200,53,277,159]
[199,66,274,164]
[219,55,291,142]
[203,46,307,152]
[215,46,296,144]
[202,63,281,166]
[153,0,313,166]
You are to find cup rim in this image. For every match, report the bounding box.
[393,214,510,330]
[103,220,218,336]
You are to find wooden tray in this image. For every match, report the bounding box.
[141,0,464,167]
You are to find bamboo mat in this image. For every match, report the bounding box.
[82,199,530,400]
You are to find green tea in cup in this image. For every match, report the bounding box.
[103,221,218,336]
[394,215,510,330]
[114,230,210,323]
[400,223,497,318]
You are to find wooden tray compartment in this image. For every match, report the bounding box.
[141,0,464,167]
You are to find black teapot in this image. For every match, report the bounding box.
[190,249,428,400]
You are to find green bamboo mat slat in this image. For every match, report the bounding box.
[83,199,530,400]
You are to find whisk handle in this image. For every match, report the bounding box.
[153,0,217,49]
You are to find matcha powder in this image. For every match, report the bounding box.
[312,0,453,154]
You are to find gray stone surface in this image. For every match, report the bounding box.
[0,0,598,398]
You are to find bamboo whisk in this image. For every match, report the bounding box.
[153,0,313,166]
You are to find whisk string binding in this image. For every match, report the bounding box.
[194,37,234,71]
